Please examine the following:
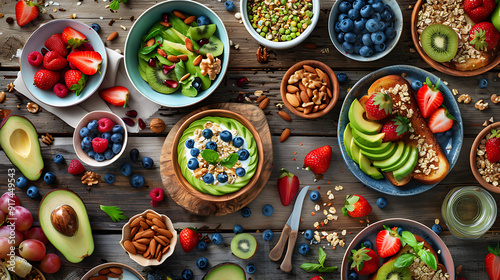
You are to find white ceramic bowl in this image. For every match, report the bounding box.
[73,111,128,167]
[20,19,107,107]
[81,263,144,280]
[240,0,321,50]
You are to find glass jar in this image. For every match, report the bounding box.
[441,186,497,239]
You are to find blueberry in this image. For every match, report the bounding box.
[90,23,101,33]
[88,150,96,158]
[196,257,208,269]
[309,190,321,202]
[381,8,393,21]
[385,27,396,40]
[142,157,154,169]
[16,176,28,189]
[298,243,310,255]
[80,127,90,137]
[224,0,235,11]
[241,206,251,218]
[104,149,114,160]
[192,77,203,92]
[130,174,145,188]
[130,148,139,162]
[348,272,359,280]
[111,133,123,143]
[246,264,256,274]
[53,154,64,164]
[344,32,356,43]
[374,43,386,52]
[334,21,342,33]
[238,149,249,160]
[411,80,423,91]
[81,141,91,152]
[337,72,348,82]
[232,136,244,148]
[262,229,274,241]
[82,136,92,147]
[217,172,228,183]
[348,9,360,20]
[94,153,105,162]
[432,224,443,235]
[365,18,380,32]
[43,172,56,184]
[104,173,115,184]
[212,232,223,244]
[361,33,373,46]
[203,173,215,184]
[102,132,111,145]
[342,41,354,54]
[112,125,124,134]
[371,31,385,44]
[185,139,195,149]
[112,143,122,154]
[337,32,345,43]
[362,240,373,249]
[87,120,98,130]
[354,41,364,54]
[220,130,233,142]
[206,141,217,150]
[353,0,365,10]
[190,147,200,157]
[233,225,243,234]
[88,129,98,139]
[120,163,133,176]
[182,269,193,280]
[479,78,488,88]
[187,158,199,170]
[340,18,354,32]
[304,229,314,240]
[196,15,211,26]
[397,227,404,236]
[338,13,348,22]
[371,12,382,21]
[378,20,387,31]
[386,20,394,29]
[376,197,388,208]
[262,204,274,216]
[372,1,384,12]
[197,240,207,251]
[354,18,367,31]
[339,1,352,13]
[27,186,39,199]
[360,5,374,18]
[236,167,246,177]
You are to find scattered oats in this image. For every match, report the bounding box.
[323,203,326,206]
[244,96,251,102]
[435,218,440,224]
[235,12,242,20]
[341,229,347,236]
[327,190,332,196]
[489,117,494,122]
[100,16,104,20]
[53,1,59,5]
[276,103,284,109]
[321,231,328,236]
[452,88,458,95]
[327,214,334,220]
[105,4,110,8]
[120,25,127,30]
[53,8,57,12]
[438,249,441,254]
[254,90,264,96]
[315,204,320,211]
[314,234,321,242]
[313,222,319,228]
[409,5,413,9]
[443,81,449,85]
[332,215,338,220]
[229,40,234,46]
[339,239,345,247]
[323,219,329,224]
[323,209,328,216]
[70,13,76,19]
[328,193,334,200]
[234,44,240,50]
[329,207,336,214]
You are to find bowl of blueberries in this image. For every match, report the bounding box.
[328,0,403,61]
[73,111,128,167]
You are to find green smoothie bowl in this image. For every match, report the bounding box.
[124,0,229,108]
[172,109,264,202]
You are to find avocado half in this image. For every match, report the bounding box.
[0,115,44,181]
[39,189,94,263]
[202,263,246,280]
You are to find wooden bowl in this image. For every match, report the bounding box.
[280,60,339,119]
[470,122,500,194]
[171,109,264,203]
[81,262,145,279]
[410,0,500,77]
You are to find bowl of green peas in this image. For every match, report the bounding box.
[241,0,320,50]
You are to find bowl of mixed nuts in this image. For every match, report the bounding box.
[470,122,500,194]
[280,60,339,119]
[81,262,145,279]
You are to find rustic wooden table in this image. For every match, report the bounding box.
[0,0,499,279]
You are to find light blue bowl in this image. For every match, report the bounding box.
[20,19,107,107]
[337,65,463,196]
[124,0,230,108]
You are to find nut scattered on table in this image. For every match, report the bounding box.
[149,118,165,134]
[26,102,39,113]
[0,91,5,103]
[41,133,54,145]
[82,171,100,186]
[457,94,471,104]
[256,46,269,63]
[280,128,291,143]
[278,111,292,121]
[475,99,488,110]
[258,97,270,110]
[491,94,500,104]
[6,82,14,92]
[107,31,118,41]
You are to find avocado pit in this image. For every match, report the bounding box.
[51,204,79,236]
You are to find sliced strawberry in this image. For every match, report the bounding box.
[376,226,401,258]
[64,69,88,96]
[428,106,455,133]
[417,77,443,118]
[99,86,129,108]
[44,33,68,58]
[486,131,500,163]
[67,51,102,75]
[15,0,40,27]
[62,27,88,49]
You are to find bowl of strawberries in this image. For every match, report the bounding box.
[20,19,107,107]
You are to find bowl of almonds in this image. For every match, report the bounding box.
[82,262,144,280]
[120,209,177,266]
[280,60,339,119]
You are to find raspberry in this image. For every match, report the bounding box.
[28,51,43,66]
[92,138,108,153]
[98,118,115,133]
[150,188,165,202]
[53,83,69,98]
[68,159,84,175]
[43,51,68,71]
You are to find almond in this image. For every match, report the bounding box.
[140,221,149,230]
[177,55,188,61]
[143,250,150,258]
[303,65,315,73]
[313,105,319,112]
[307,88,313,98]
[298,82,306,92]
[185,38,194,52]
[132,241,147,251]
[256,95,267,103]
[146,219,154,227]
[295,92,302,105]
[152,226,174,238]
[109,268,123,275]
[107,273,120,278]
[155,243,162,258]
[154,235,167,246]
[157,251,163,261]
[157,235,170,244]
[90,276,107,280]
[278,111,292,121]
[280,128,291,142]
[162,245,170,254]
[304,106,313,114]
[157,48,167,58]
[98,269,110,275]
[167,55,180,63]
[303,42,317,49]
[173,10,186,19]
[160,22,171,27]
[136,238,151,245]
[180,73,191,82]
[146,38,155,47]
[296,107,305,112]
[107,31,118,41]
[300,91,310,103]
[193,55,203,66]
[327,87,332,98]
[146,213,161,221]
[130,217,142,228]
[184,15,196,25]
[259,97,270,110]
[149,239,157,257]
[287,85,299,93]
[319,103,327,110]
[152,218,167,229]
[315,68,326,80]
[286,93,300,107]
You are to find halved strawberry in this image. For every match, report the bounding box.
[67,51,102,75]
[99,86,129,108]
[62,27,88,49]
[15,0,40,27]
[64,69,88,96]
[376,226,401,258]
[428,106,455,133]
[417,77,443,118]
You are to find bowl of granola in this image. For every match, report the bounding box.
[470,122,500,193]
[171,109,264,202]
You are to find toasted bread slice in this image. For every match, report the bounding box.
[367,75,449,186]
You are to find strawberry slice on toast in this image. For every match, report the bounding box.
[417,77,443,118]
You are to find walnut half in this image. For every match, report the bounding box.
[200,53,221,80]
[491,94,500,104]
[475,99,489,110]
[457,94,471,103]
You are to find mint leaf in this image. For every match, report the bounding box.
[419,250,437,270]
[109,0,120,10]
[318,247,326,266]
[394,253,416,268]
[401,231,417,247]
[317,266,337,273]
[221,153,239,168]
[100,205,127,222]
[299,263,322,272]
[140,43,159,55]
[201,149,219,165]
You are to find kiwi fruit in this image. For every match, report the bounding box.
[375,259,412,280]
[230,233,257,260]
[145,66,179,94]
[421,24,458,63]
[169,13,190,35]
[188,24,217,42]
[138,58,148,81]
[199,36,224,57]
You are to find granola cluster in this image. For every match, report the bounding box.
[476,133,500,186]
[413,136,440,175]
[387,84,415,119]
[408,249,450,279]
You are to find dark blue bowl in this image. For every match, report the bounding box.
[337,65,463,196]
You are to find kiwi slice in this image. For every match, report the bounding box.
[199,36,224,57]
[188,24,217,42]
[375,259,412,280]
[145,66,179,94]
[231,233,257,260]
[421,24,458,63]
[138,58,148,81]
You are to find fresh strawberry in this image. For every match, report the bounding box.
[486,130,500,163]
[92,138,108,153]
[67,51,103,75]
[62,27,88,49]
[64,69,88,96]
[486,243,500,280]
[99,86,129,108]
[464,0,495,23]
[309,277,324,280]
[44,33,68,58]
[349,247,379,275]
[15,0,40,27]
[469,22,500,51]
[376,226,401,258]
[417,77,443,118]
[34,69,60,90]
[342,194,372,217]
[277,168,300,206]
[179,228,199,253]
[42,51,68,71]
[68,159,84,175]
[381,116,410,142]
[303,145,332,179]
[428,106,455,133]
[365,92,392,120]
